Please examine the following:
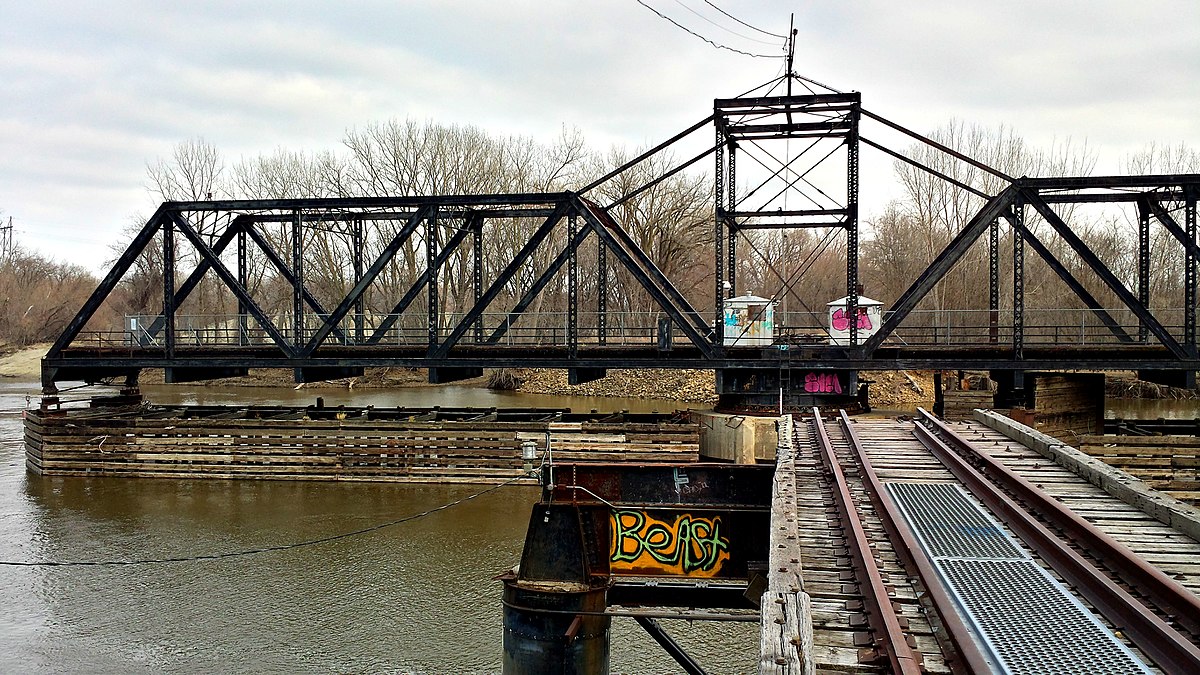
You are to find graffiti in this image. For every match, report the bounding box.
[610,510,730,577]
[830,307,873,332]
[804,371,843,394]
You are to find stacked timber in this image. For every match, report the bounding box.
[25,405,700,484]
[942,390,994,421]
[1028,373,1105,439]
[1078,435,1200,505]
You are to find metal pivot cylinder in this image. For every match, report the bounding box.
[501,578,610,675]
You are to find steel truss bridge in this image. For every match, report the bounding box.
[42,91,1200,399]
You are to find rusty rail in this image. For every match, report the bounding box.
[914,408,1200,674]
[809,410,922,674]
[835,411,994,674]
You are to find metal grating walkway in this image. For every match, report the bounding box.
[886,482,1153,675]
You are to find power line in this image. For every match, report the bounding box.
[701,0,786,39]
[635,0,779,58]
[669,0,782,46]
[0,476,528,567]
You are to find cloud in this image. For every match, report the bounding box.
[1,0,1197,272]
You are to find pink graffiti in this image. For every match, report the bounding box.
[804,372,843,394]
[831,308,873,332]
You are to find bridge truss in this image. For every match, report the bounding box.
[42,90,1200,396]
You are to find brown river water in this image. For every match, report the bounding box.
[0,380,757,674]
[1,380,1195,673]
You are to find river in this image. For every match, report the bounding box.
[0,381,756,674]
[2,380,1196,673]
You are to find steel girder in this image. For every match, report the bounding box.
[42,191,720,389]
[40,94,1200,391]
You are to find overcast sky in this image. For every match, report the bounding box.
[2,1,1198,271]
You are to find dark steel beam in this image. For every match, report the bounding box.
[860,136,989,198]
[580,115,715,194]
[241,221,348,344]
[162,192,574,212]
[586,199,712,339]
[725,121,851,135]
[44,345,1200,373]
[1145,198,1200,261]
[732,221,846,230]
[46,205,168,363]
[714,93,860,109]
[847,101,860,346]
[486,217,593,344]
[311,205,432,346]
[989,218,1000,343]
[169,213,297,358]
[1004,211,1133,343]
[861,108,1014,182]
[144,220,242,341]
[728,140,737,298]
[430,202,570,359]
[362,214,470,347]
[238,218,249,344]
[292,210,304,345]
[715,129,726,345]
[426,208,439,351]
[1012,199,1025,358]
[472,213,484,344]
[633,617,707,675]
[727,209,848,219]
[863,185,1019,354]
[352,217,364,343]
[1139,198,1152,343]
[1023,189,1188,359]
[578,200,716,358]
[163,213,176,359]
[1042,192,1188,204]
[608,144,718,209]
[1023,175,1200,190]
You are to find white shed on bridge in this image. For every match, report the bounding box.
[827,295,883,345]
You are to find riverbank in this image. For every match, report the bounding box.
[0,342,48,380]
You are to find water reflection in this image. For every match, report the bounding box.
[140,383,690,415]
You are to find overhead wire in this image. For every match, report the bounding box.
[0,476,529,567]
[702,0,786,38]
[635,0,778,58]
[734,227,840,340]
[669,0,781,45]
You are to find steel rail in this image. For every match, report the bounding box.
[836,410,994,675]
[809,410,922,675]
[916,409,1200,636]
[914,409,1200,674]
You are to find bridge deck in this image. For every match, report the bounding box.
[46,342,1193,374]
[764,411,1200,673]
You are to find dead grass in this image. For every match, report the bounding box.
[0,342,49,379]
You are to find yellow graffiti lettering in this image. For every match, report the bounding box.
[609,510,731,577]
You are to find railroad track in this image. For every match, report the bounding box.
[786,410,1200,674]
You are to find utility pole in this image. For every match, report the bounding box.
[0,216,12,259]
[785,14,796,96]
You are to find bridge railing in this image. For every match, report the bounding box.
[106,307,1187,350]
[118,311,698,348]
